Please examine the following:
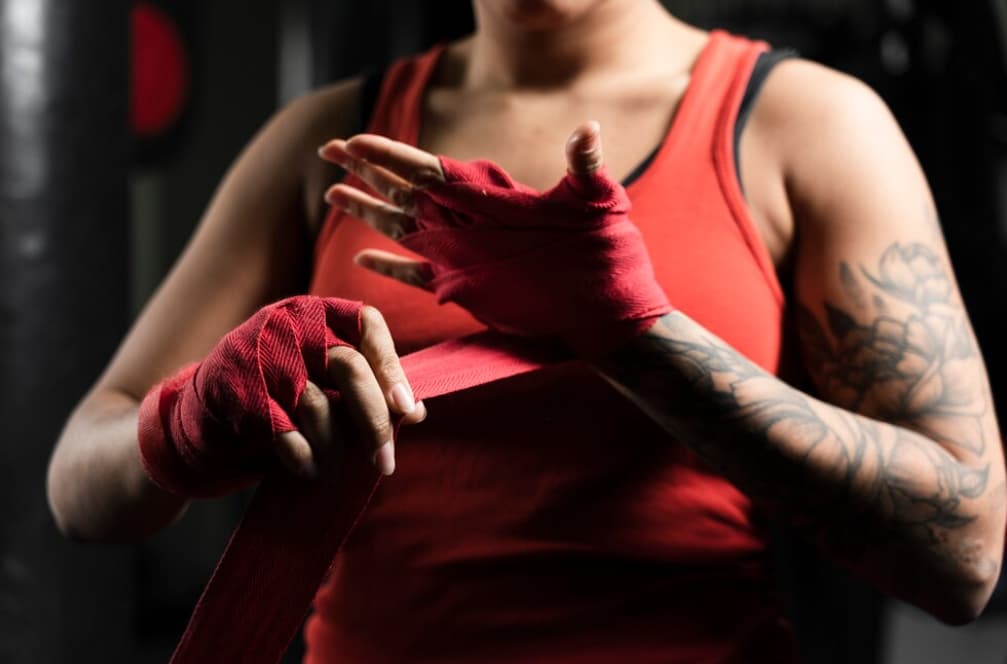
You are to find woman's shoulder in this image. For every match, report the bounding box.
[740,57,902,255]
[266,76,369,234]
[748,57,896,175]
[240,75,366,192]
[289,76,368,135]
[266,76,367,163]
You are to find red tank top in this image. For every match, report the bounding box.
[306,31,796,664]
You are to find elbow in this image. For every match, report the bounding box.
[932,584,997,626]
[50,513,87,544]
[46,451,85,542]
[46,430,190,543]
[928,474,1007,625]
[929,548,1003,626]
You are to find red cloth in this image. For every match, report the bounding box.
[162,331,558,663]
[137,296,362,497]
[153,30,799,664]
[305,30,797,663]
[147,154,677,660]
[406,159,672,355]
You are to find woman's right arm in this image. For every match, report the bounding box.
[48,79,367,542]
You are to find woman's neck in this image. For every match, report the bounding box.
[464,0,693,90]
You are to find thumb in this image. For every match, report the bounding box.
[565,121,604,177]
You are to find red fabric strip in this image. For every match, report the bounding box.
[169,331,562,663]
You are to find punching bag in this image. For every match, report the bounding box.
[0,1,132,661]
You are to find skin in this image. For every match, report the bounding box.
[48,79,428,540]
[48,0,1004,626]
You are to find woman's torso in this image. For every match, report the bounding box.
[304,30,797,663]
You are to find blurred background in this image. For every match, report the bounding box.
[1,0,1005,661]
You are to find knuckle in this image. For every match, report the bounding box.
[328,346,368,378]
[341,351,371,380]
[377,220,400,240]
[371,414,393,442]
[391,187,415,209]
[359,304,386,330]
[375,355,404,383]
[297,382,328,413]
[358,331,402,378]
[276,431,314,469]
[379,210,406,239]
[410,167,440,188]
[350,390,392,444]
[326,343,353,364]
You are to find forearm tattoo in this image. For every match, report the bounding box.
[598,241,996,575]
[799,242,989,457]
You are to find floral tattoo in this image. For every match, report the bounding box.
[598,240,995,576]
[798,243,988,457]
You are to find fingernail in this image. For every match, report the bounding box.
[318,141,340,159]
[390,382,416,414]
[372,440,396,476]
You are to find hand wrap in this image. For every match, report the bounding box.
[137,296,363,497]
[403,158,672,356]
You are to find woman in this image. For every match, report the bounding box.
[48,1,1005,661]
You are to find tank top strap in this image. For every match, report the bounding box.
[639,30,782,306]
[706,33,782,304]
[670,30,769,150]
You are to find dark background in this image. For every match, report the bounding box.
[1,0,1005,661]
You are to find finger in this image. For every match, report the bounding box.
[354,249,435,292]
[565,120,605,176]
[325,183,416,240]
[344,134,445,189]
[356,305,426,426]
[327,344,397,475]
[275,429,317,479]
[319,138,418,214]
[292,379,335,471]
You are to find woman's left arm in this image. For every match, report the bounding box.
[318,72,1005,621]
[593,60,1006,625]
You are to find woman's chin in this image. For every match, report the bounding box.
[490,0,609,31]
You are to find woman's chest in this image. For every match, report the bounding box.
[416,84,790,269]
[312,81,787,367]
[418,84,687,191]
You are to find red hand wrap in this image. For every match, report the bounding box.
[156,161,674,662]
[164,333,555,664]
[137,296,363,497]
[404,158,673,356]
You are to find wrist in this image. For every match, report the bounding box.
[137,363,260,499]
[574,308,674,361]
[136,363,200,497]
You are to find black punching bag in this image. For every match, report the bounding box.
[0,1,132,661]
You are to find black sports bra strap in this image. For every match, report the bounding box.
[734,49,798,190]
